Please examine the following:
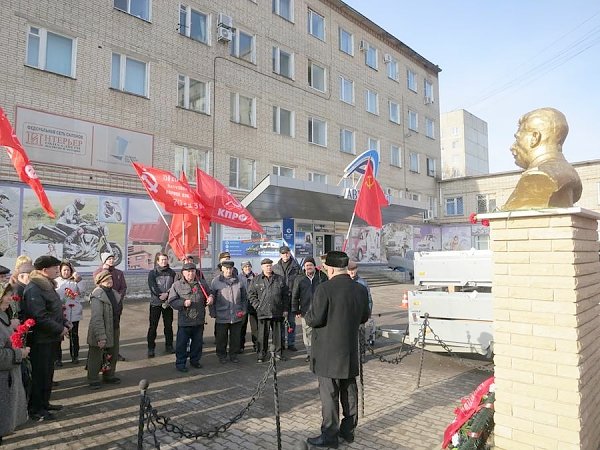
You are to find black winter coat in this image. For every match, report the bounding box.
[22,271,68,345]
[272,259,301,303]
[247,273,289,319]
[291,271,327,315]
[148,266,176,306]
[305,274,370,379]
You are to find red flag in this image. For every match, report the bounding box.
[353,160,388,228]
[167,172,201,260]
[132,162,205,216]
[195,168,263,233]
[0,108,55,218]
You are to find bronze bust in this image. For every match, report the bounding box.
[501,107,582,211]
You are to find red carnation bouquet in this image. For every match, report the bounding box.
[10,318,36,349]
[64,287,79,299]
[101,350,112,374]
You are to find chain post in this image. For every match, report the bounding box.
[138,379,149,450]
[415,314,429,389]
[271,351,282,450]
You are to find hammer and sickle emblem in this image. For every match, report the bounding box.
[365,176,374,189]
[141,170,159,193]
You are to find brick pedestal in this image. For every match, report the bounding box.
[480,208,600,450]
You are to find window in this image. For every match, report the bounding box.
[308,117,327,146]
[386,56,398,81]
[426,157,436,177]
[308,61,326,92]
[339,28,353,55]
[367,137,380,153]
[308,9,325,40]
[230,93,256,127]
[273,165,294,178]
[174,145,209,182]
[309,172,327,184]
[424,79,434,103]
[477,194,497,213]
[179,5,209,44]
[407,69,417,92]
[111,52,147,96]
[409,152,420,173]
[339,77,354,104]
[474,234,490,251]
[408,110,418,131]
[273,0,293,21]
[178,75,209,114]
[425,118,435,138]
[365,43,378,69]
[272,106,294,137]
[230,29,256,63]
[445,197,464,216]
[366,90,379,115]
[340,128,354,154]
[389,101,400,124]
[452,127,460,137]
[273,47,294,79]
[407,191,421,202]
[229,156,255,190]
[114,0,150,21]
[390,145,401,167]
[26,27,76,77]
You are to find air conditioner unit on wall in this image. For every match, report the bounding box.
[423,210,433,222]
[424,96,434,105]
[359,40,367,51]
[383,53,392,63]
[217,26,233,42]
[218,13,233,29]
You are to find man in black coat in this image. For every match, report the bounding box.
[272,245,301,351]
[247,258,289,363]
[291,257,327,362]
[305,251,370,448]
[147,253,176,357]
[22,255,70,421]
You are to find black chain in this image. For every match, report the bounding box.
[425,322,494,373]
[142,357,275,443]
[364,321,424,365]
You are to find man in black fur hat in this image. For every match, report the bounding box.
[304,251,370,448]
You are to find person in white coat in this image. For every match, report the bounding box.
[55,261,84,364]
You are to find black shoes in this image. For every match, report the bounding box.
[46,404,63,411]
[190,362,202,369]
[71,357,79,364]
[55,360,63,368]
[89,381,102,390]
[147,349,155,358]
[306,435,339,448]
[287,345,298,352]
[103,377,121,384]
[30,410,56,422]
[339,431,355,443]
[165,345,175,354]
[117,353,126,361]
[176,367,188,373]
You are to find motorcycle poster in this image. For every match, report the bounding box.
[0,186,21,268]
[21,189,126,272]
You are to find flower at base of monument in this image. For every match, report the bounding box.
[480,219,490,227]
[469,213,478,224]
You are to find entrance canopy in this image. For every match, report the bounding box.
[241,175,428,224]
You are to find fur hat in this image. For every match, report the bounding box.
[100,252,114,264]
[241,261,252,268]
[260,258,273,265]
[303,257,316,266]
[33,255,62,270]
[220,260,235,268]
[218,251,231,260]
[95,270,112,285]
[182,263,196,271]
[324,251,349,268]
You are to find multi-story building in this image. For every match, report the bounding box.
[440,109,489,179]
[0,0,441,275]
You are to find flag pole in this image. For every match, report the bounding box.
[341,171,364,253]
[150,199,186,259]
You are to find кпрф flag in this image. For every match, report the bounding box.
[353,160,388,228]
[0,107,55,218]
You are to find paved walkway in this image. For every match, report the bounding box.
[3,282,491,450]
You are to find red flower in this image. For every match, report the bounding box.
[10,334,22,349]
[11,294,21,302]
[192,287,198,294]
[68,304,75,308]
[9,319,35,350]
[287,327,293,334]
[469,213,478,225]
[236,311,244,318]
[64,287,78,299]
[24,319,36,328]
[481,219,490,227]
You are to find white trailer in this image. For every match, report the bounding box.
[408,250,494,355]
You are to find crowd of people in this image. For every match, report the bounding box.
[0,246,373,448]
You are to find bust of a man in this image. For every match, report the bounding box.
[501,107,582,211]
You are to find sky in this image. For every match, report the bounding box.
[343,0,600,173]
